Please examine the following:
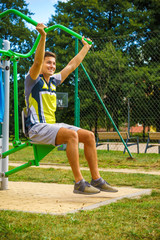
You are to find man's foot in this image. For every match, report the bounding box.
[73,179,100,194]
[91,177,118,192]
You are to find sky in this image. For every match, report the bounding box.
[25,0,68,26]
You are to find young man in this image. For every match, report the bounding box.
[25,23,118,194]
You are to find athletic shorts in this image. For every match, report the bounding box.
[28,123,81,146]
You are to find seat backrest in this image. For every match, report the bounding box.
[22,108,28,137]
[98,132,128,140]
[149,132,160,140]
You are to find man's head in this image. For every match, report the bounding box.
[41,51,57,77]
[44,51,56,59]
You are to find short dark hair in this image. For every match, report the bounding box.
[44,51,56,59]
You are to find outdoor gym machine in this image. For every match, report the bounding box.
[0,9,132,190]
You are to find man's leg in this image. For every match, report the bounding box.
[55,127,117,193]
[77,129,118,192]
[55,128,83,183]
[77,129,100,180]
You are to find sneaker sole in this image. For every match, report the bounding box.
[96,187,118,193]
[73,189,100,195]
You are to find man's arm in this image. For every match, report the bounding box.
[60,37,92,83]
[29,23,47,80]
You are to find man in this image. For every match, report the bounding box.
[25,23,118,194]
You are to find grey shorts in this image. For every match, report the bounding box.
[28,123,81,146]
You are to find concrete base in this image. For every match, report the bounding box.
[0,181,151,215]
[0,176,8,190]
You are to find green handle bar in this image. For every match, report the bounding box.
[0,9,92,59]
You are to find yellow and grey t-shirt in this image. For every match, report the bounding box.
[25,73,61,129]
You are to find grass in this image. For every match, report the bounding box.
[0,191,160,239]
[8,166,160,189]
[1,146,160,239]
[8,145,160,170]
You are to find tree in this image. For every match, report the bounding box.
[79,42,129,132]
[46,0,160,133]
[0,0,35,137]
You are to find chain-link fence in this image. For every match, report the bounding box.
[8,31,159,154]
[77,31,160,153]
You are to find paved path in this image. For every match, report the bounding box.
[93,142,159,154]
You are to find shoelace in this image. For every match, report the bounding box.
[84,181,91,187]
[103,179,110,185]
[74,180,90,186]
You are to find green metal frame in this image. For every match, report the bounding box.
[74,38,80,127]
[3,142,55,177]
[79,63,133,158]
[0,9,92,177]
[0,9,92,61]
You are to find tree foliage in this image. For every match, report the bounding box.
[48,0,160,132]
[0,0,159,136]
[0,0,35,136]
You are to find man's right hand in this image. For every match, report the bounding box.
[36,23,47,36]
[29,23,47,80]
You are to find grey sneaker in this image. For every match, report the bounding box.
[91,178,118,192]
[73,179,100,194]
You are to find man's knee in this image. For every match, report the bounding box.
[87,131,95,142]
[56,128,78,145]
[82,130,95,144]
[63,130,78,144]
[67,130,79,144]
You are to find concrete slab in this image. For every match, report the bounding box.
[0,181,151,215]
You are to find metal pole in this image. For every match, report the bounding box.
[2,141,31,158]
[1,40,10,190]
[0,125,2,186]
[0,39,3,187]
[74,38,80,127]
[4,161,34,177]
[13,60,21,146]
[0,10,92,60]
[128,98,130,137]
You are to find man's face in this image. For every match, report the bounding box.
[41,56,56,76]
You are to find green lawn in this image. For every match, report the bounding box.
[0,147,160,239]
[8,146,160,170]
[0,190,160,240]
[8,166,160,190]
